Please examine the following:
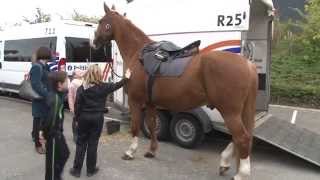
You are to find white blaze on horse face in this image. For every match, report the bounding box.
[89,38,96,49]
[233,157,251,180]
[220,142,234,167]
[125,136,139,158]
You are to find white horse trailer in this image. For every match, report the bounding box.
[0,20,112,93]
[111,0,320,166]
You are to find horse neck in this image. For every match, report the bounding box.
[113,16,152,67]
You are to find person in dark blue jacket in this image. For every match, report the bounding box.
[30,46,51,154]
[40,71,70,180]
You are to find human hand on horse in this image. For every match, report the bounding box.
[125,69,131,79]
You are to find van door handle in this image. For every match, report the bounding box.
[0,62,2,69]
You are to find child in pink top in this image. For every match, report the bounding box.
[68,69,84,143]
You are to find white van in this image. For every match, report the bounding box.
[111,0,275,148]
[0,20,112,93]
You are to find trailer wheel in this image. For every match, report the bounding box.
[170,113,204,149]
[141,110,170,141]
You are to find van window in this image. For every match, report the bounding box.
[65,37,111,62]
[4,37,57,62]
[0,41,3,60]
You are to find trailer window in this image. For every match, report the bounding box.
[65,37,111,62]
[0,41,2,60]
[4,37,57,62]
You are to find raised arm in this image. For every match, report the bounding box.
[102,68,131,94]
[102,78,128,94]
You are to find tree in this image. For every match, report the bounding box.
[72,10,100,24]
[297,0,320,63]
[23,8,51,24]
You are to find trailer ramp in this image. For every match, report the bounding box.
[212,116,320,167]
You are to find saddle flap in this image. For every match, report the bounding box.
[140,40,200,76]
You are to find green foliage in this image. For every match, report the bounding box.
[72,10,101,24]
[271,0,320,108]
[23,8,51,24]
[271,54,320,108]
[293,0,320,63]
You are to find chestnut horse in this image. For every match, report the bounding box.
[93,4,258,180]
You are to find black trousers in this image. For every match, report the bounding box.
[73,112,104,173]
[45,133,70,180]
[32,117,42,147]
[72,116,78,143]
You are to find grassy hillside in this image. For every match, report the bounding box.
[271,40,320,108]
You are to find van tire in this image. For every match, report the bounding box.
[170,113,204,149]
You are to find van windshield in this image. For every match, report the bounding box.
[4,37,57,62]
[65,37,111,62]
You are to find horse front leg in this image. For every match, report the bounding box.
[219,142,235,176]
[122,101,142,160]
[144,104,158,158]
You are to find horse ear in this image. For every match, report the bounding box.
[111,4,116,10]
[104,3,110,13]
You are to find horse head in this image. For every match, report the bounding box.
[93,3,117,49]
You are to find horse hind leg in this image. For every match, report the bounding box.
[221,113,251,180]
[233,69,257,180]
[233,96,256,179]
[122,102,142,160]
[144,104,158,158]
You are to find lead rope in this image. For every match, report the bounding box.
[109,62,124,78]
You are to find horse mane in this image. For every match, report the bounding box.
[112,11,152,43]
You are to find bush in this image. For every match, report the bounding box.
[270,0,320,108]
[271,54,320,108]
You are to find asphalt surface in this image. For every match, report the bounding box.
[0,96,320,180]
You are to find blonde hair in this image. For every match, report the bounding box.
[83,65,103,85]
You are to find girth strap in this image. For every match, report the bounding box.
[147,64,161,103]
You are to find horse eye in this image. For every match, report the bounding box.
[105,24,111,30]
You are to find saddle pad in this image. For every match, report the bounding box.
[159,56,192,76]
[141,41,197,77]
[142,52,193,77]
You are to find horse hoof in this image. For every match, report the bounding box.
[231,176,244,180]
[122,154,134,160]
[144,152,155,158]
[219,166,230,176]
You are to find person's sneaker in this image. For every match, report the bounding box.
[87,167,99,177]
[69,168,81,178]
[35,147,45,154]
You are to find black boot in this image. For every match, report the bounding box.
[69,168,81,178]
[87,167,99,177]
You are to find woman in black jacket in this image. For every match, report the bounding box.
[70,64,131,178]
[30,47,51,154]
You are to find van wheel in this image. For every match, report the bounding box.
[141,110,170,141]
[170,113,204,149]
